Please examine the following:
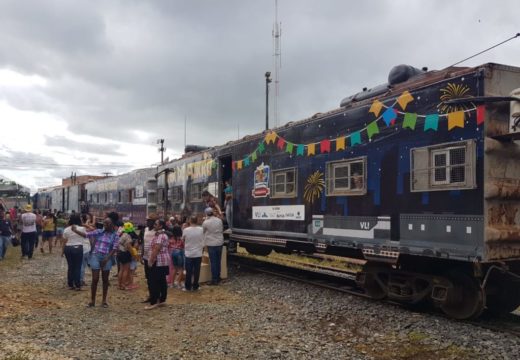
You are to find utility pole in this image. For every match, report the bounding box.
[157,139,166,164]
[265,71,272,131]
[272,0,282,127]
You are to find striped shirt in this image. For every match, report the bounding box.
[87,229,119,255]
[142,228,156,261]
[148,231,170,267]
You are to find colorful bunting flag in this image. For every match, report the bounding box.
[286,142,294,154]
[265,131,277,144]
[258,142,265,154]
[307,143,316,156]
[232,161,236,171]
[237,160,243,170]
[277,137,286,150]
[369,100,384,117]
[251,151,257,162]
[296,144,305,156]
[476,105,485,125]
[244,157,250,167]
[382,107,397,126]
[403,113,417,130]
[336,137,345,151]
[397,91,414,110]
[211,160,217,169]
[367,121,379,139]
[424,114,439,131]
[448,111,464,130]
[350,131,361,146]
[320,139,331,153]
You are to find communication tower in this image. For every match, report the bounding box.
[272,0,282,127]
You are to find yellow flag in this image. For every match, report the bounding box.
[448,111,464,130]
[264,131,277,144]
[397,91,414,110]
[369,100,383,117]
[336,137,345,151]
[237,160,243,170]
[307,143,316,156]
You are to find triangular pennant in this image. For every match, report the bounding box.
[320,139,331,153]
[296,144,305,156]
[476,105,485,125]
[369,100,384,117]
[286,142,294,154]
[232,161,236,171]
[350,131,361,146]
[244,157,250,167]
[397,91,414,110]
[448,111,464,130]
[424,114,439,131]
[265,131,277,144]
[367,121,379,139]
[336,137,345,151]
[237,160,243,170]
[251,151,257,162]
[277,137,286,150]
[382,107,397,126]
[258,142,265,154]
[307,143,316,156]
[402,113,417,130]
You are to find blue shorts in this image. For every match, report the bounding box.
[56,228,64,236]
[42,231,55,240]
[89,252,113,271]
[130,260,137,270]
[171,249,185,268]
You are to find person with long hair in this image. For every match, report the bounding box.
[41,211,56,253]
[169,225,184,289]
[62,214,86,290]
[145,219,170,310]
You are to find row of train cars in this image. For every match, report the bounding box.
[34,62,520,319]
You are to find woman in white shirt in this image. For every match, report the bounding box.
[62,214,86,290]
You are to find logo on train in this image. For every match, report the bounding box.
[252,163,270,198]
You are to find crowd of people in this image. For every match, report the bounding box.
[0,196,226,310]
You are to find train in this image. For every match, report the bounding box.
[34,62,520,319]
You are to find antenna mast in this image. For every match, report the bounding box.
[272,0,282,127]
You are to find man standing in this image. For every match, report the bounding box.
[0,209,12,260]
[140,213,157,303]
[202,207,224,285]
[21,204,37,259]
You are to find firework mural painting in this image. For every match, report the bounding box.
[304,171,325,204]
[437,82,475,114]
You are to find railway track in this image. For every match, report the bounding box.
[229,251,520,338]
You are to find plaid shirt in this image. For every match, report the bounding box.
[87,229,119,255]
[148,231,170,267]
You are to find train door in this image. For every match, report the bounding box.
[219,155,232,224]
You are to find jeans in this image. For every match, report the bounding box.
[149,264,169,305]
[143,259,152,299]
[184,257,202,291]
[0,235,9,259]
[80,252,90,283]
[207,245,223,283]
[21,232,36,259]
[64,245,83,288]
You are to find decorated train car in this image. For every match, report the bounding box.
[220,63,520,319]
[85,167,156,226]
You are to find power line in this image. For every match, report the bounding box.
[449,33,520,67]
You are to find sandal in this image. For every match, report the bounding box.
[102,303,109,308]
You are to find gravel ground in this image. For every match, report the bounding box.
[1,247,520,360]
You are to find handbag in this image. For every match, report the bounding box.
[11,235,20,247]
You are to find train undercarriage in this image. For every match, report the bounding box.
[236,241,520,320]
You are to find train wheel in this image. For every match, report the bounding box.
[361,263,390,300]
[486,277,520,316]
[440,271,485,320]
[244,244,272,256]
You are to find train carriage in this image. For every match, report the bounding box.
[222,63,520,319]
[85,167,156,226]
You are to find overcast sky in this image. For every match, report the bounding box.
[0,0,518,192]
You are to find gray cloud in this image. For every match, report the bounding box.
[44,136,123,156]
[0,0,519,189]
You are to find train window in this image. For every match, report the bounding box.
[96,194,99,203]
[326,157,367,196]
[271,168,297,198]
[104,193,108,203]
[191,183,203,202]
[410,139,476,192]
[171,186,183,203]
[118,191,122,203]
